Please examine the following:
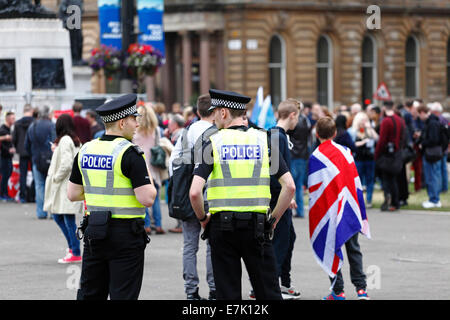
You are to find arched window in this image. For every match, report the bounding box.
[362,35,377,106]
[268,34,286,108]
[317,35,333,108]
[405,36,419,98]
[447,39,450,96]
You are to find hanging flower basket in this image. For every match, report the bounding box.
[124,44,165,78]
[88,45,122,79]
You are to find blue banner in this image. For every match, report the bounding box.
[98,0,122,49]
[137,0,165,57]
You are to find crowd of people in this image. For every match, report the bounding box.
[0,94,448,300]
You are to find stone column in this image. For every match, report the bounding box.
[181,30,192,105]
[215,31,225,90]
[199,30,210,95]
[144,75,155,102]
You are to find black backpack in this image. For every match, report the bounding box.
[168,125,217,221]
[33,122,53,176]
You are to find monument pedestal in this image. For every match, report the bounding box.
[0,18,74,115]
[72,66,92,95]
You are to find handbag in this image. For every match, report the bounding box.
[376,117,403,175]
[376,144,403,175]
[401,144,417,164]
[150,129,166,169]
[424,145,443,163]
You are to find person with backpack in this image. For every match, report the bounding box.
[24,105,56,219]
[168,94,217,300]
[12,104,35,203]
[429,102,449,194]
[418,105,447,209]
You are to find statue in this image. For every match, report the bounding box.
[59,0,85,65]
[0,0,56,18]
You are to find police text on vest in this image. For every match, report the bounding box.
[81,154,114,170]
[221,145,261,161]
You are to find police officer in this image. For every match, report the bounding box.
[189,89,296,300]
[67,94,157,300]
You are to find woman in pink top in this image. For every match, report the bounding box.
[133,103,165,234]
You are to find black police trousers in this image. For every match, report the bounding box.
[77,219,148,300]
[208,213,282,300]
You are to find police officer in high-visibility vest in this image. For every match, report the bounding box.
[67,94,157,300]
[189,89,296,300]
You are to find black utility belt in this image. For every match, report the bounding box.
[211,211,265,221]
[78,211,145,241]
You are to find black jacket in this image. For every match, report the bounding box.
[12,116,34,157]
[287,114,311,159]
[421,114,444,149]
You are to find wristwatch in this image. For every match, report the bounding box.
[199,214,208,222]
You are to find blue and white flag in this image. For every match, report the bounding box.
[258,95,277,130]
[250,86,264,124]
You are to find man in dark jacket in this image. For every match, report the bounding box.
[12,104,35,203]
[24,105,55,219]
[287,103,312,218]
[0,111,16,201]
[418,105,445,208]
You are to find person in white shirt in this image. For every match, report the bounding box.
[168,94,217,300]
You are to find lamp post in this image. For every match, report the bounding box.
[120,0,135,93]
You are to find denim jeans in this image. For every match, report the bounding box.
[291,158,307,217]
[355,160,375,204]
[144,184,162,228]
[422,156,442,203]
[440,154,448,193]
[0,156,12,197]
[182,217,215,294]
[53,214,81,256]
[32,163,48,219]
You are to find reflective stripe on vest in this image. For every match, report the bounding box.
[78,138,145,219]
[207,128,271,214]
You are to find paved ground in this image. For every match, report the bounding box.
[0,201,449,300]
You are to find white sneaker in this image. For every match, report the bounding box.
[422,201,439,209]
[280,285,301,300]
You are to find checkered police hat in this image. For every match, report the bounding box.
[208,89,251,112]
[96,94,140,123]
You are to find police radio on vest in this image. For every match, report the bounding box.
[81,154,114,170]
[221,145,261,161]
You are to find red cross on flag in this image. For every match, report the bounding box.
[373,82,392,101]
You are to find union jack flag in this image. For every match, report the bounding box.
[308,140,370,278]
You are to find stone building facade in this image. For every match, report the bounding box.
[42,0,450,111]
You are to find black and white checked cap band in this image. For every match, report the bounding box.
[100,104,138,123]
[208,89,251,112]
[96,93,139,123]
[211,98,247,110]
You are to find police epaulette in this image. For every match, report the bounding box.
[131,145,145,155]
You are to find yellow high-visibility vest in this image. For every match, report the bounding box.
[207,128,271,214]
[78,137,145,219]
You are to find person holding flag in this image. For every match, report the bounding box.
[307,117,371,300]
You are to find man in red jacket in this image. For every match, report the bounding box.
[72,102,91,144]
[374,100,406,211]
